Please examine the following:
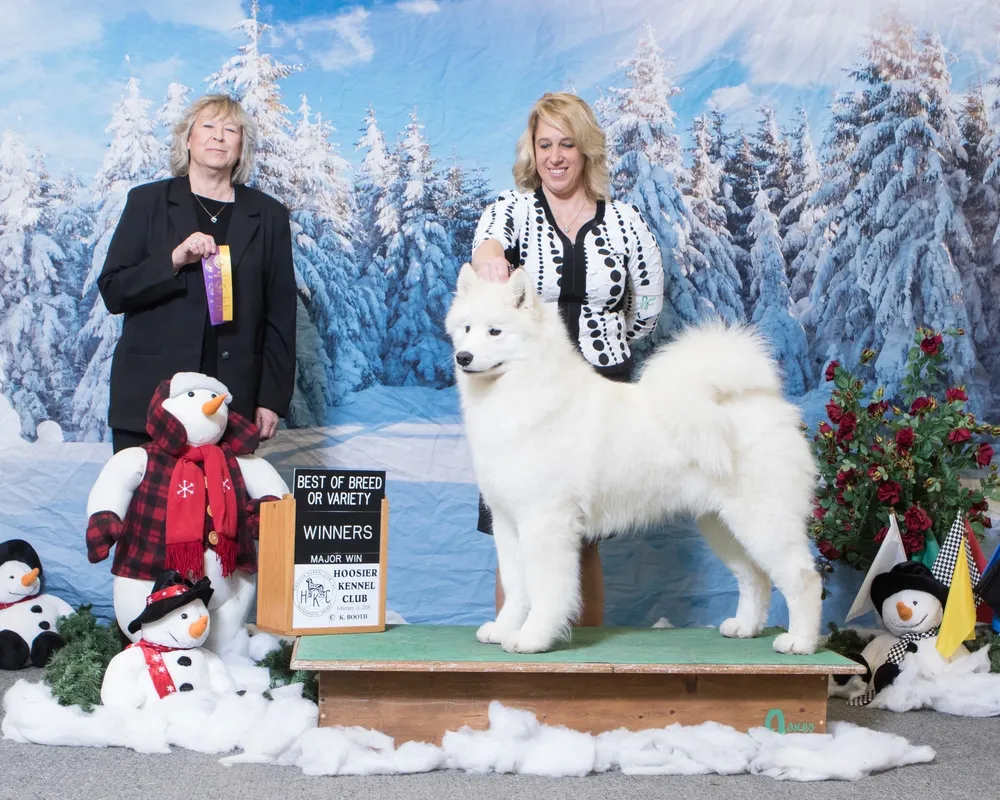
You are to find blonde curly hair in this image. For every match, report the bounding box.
[169,94,258,185]
[513,92,610,201]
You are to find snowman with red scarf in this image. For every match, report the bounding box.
[101,570,235,709]
[86,373,289,654]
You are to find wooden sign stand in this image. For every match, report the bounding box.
[256,489,389,636]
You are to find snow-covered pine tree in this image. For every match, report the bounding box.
[967,84,1000,412]
[747,188,811,395]
[207,0,299,207]
[291,95,378,405]
[155,81,192,141]
[380,110,459,387]
[440,157,494,262]
[49,170,92,303]
[685,114,744,323]
[722,128,757,301]
[810,13,979,406]
[780,107,823,304]
[0,133,78,438]
[73,75,165,441]
[750,104,792,224]
[600,24,712,347]
[354,105,398,377]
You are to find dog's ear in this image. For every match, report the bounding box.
[508,268,532,309]
[456,262,478,296]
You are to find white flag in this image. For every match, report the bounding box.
[844,513,908,622]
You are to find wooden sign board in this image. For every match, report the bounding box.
[256,468,388,636]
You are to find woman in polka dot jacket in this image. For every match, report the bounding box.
[469,91,665,626]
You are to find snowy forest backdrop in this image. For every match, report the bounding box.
[1,0,999,626]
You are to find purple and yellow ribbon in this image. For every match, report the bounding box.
[202,245,233,325]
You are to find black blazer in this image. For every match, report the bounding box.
[98,176,297,433]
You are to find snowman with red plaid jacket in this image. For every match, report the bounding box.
[86,373,289,654]
[101,570,235,709]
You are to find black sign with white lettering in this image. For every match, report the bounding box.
[290,468,387,629]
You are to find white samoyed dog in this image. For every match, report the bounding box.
[445,264,822,656]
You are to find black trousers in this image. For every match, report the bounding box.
[112,428,153,454]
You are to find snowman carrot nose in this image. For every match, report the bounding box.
[896,601,913,621]
[189,615,209,638]
[202,394,227,416]
[21,568,39,587]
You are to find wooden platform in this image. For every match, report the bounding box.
[291,625,866,744]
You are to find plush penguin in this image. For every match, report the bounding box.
[85,373,289,654]
[100,570,236,709]
[840,561,970,704]
[0,539,74,669]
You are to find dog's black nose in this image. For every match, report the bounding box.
[455,351,473,367]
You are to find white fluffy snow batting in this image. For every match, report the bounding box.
[2,682,934,781]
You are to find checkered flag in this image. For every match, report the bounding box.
[932,511,983,605]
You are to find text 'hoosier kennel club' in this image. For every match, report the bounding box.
[290,467,386,629]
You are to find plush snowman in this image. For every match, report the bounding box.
[840,561,969,703]
[101,570,236,709]
[0,539,74,669]
[85,372,289,654]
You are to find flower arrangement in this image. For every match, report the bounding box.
[810,328,999,574]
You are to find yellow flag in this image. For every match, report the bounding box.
[936,538,977,659]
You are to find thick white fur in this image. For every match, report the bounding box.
[445,264,822,655]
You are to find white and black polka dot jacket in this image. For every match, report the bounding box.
[473,188,664,376]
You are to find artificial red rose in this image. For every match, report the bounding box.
[825,361,840,382]
[877,481,902,505]
[895,427,915,450]
[874,525,889,543]
[817,540,841,560]
[826,401,844,424]
[976,443,994,467]
[920,334,943,356]
[948,428,972,444]
[818,422,833,436]
[904,506,933,533]
[812,506,827,520]
[836,490,846,505]
[836,412,857,443]
[867,400,889,417]
[835,468,856,488]
[910,397,933,414]
[946,387,968,402]
[867,464,883,481]
[871,444,885,455]
[902,531,925,555]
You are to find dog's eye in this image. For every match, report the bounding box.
[488,328,502,336]
[464,325,470,333]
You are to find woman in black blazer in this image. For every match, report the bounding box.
[99,94,297,453]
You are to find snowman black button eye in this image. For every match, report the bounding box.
[181,613,188,619]
[188,391,195,397]
[464,325,470,333]
[211,393,217,398]
[913,600,918,605]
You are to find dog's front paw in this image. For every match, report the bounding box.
[719,617,764,639]
[772,633,817,655]
[500,628,557,654]
[476,621,505,644]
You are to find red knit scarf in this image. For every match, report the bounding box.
[129,640,179,699]
[166,444,238,579]
[0,595,32,612]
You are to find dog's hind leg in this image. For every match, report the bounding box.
[696,513,770,640]
[477,509,530,645]
[500,513,582,654]
[719,507,822,655]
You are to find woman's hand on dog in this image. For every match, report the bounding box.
[473,257,513,282]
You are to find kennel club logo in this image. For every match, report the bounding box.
[294,569,334,617]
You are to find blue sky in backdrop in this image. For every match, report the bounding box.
[1,0,998,193]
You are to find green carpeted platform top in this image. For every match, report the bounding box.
[291,625,864,674]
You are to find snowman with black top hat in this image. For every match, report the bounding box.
[100,569,235,709]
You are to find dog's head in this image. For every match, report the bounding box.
[445,263,542,379]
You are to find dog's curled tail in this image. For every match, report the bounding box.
[638,320,784,481]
